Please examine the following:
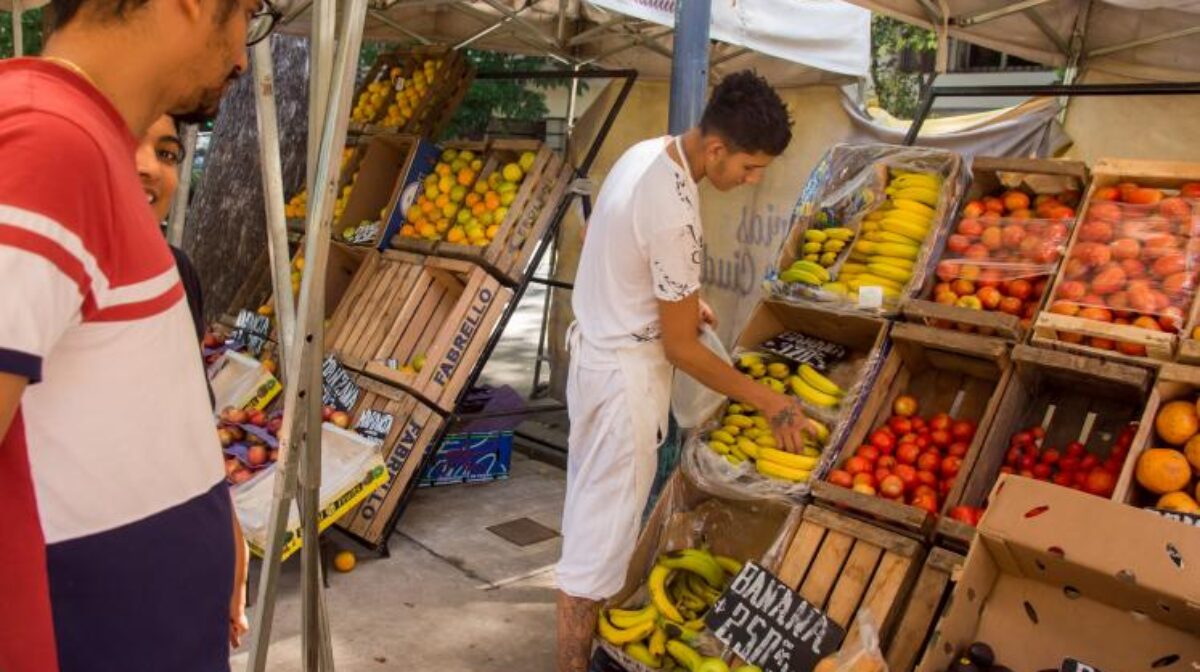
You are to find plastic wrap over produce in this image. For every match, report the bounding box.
[595,472,799,671]
[767,144,965,315]
[681,339,889,503]
[1047,183,1200,355]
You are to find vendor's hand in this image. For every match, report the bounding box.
[229,588,249,648]
[699,299,718,330]
[761,392,810,454]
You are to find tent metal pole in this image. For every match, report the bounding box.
[165,124,198,248]
[952,0,1055,27]
[11,0,21,57]
[1088,24,1200,58]
[252,40,298,373]
[368,9,432,44]
[668,0,711,133]
[567,16,630,46]
[1023,8,1068,55]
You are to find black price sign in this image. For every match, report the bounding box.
[355,409,394,444]
[706,562,844,672]
[1061,659,1104,672]
[321,355,360,412]
[1144,507,1200,528]
[231,309,271,357]
[759,332,847,372]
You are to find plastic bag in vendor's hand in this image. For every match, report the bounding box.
[811,610,888,672]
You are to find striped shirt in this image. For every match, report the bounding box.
[0,59,232,672]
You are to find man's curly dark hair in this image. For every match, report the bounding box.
[700,70,793,157]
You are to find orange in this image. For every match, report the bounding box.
[457,169,476,187]
[420,200,435,215]
[417,223,437,239]
[333,551,356,573]
[1155,400,1199,445]
[465,192,481,207]
[1157,491,1200,513]
[471,202,488,217]
[435,163,451,177]
[485,224,500,239]
[400,224,416,237]
[1136,448,1193,494]
[1184,435,1200,474]
[484,192,501,210]
[434,194,450,209]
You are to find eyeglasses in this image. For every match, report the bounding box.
[247,0,283,46]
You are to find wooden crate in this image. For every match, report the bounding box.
[1032,158,1200,366]
[334,135,428,249]
[327,250,513,411]
[335,376,446,549]
[936,344,1152,551]
[902,157,1088,341]
[396,138,571,285]
[775,506,926,651]
[1114,362,1200,509]
[886,547,964,672]
[349,46,475,139]
[812,323,1013,539]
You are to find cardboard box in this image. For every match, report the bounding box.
[338,135,441,250]
[1116,362,1200,510]
[917,476,1200,672]
[418,386,523,487]
[208,350,282,412]
[903,157,1088,341]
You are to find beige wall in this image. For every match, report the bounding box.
[1064,70,1200,163]
[547,81,854,397]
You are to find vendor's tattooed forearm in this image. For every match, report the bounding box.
[769,401,804,429]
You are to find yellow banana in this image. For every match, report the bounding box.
[751,415,768,430]
[798,364,843,397]
[872,230,920,246]
[873,242,920,260]
[715,555,743,577]
[724,414,754,429]
[742,428,763,440]
[736,354,762,370]
[728,443,748,461]
[823,282,849,296]
[710,429,736,444]
[725,454,744,466]
[802,241,823,254]
[759,447,820,470]
[759,377,785,394]
[819,252,838,267]
[867,263,914,283]
[802,254,820,263]
[734,666,764,672]
[802,446,821,458]
[789,376,840,408]
[893,198,936,218]
[889,187,940,207]
[664,623,703,645]
[649,565,685,623]
[788,260,831,283]
[824,227,854,241]
[822,239,846,252]
[683,571,721,605]
[649,626,668,657]
[871,255,915,270]
[860,219,880,233]
[881,208,933,228]
[708,441,732,456]
[807,419,831,443]
[881,219,930,243]
[672,582,706,611]
[697,660,732,672]
[839,262,868,275]
[779,268,823,286]
[726,403,745,415]
[667,640,704,671]
[659,549,725,588]
[756,458,812,482]
[598,611,657,645]
[852,273,903,292]
[625,642,663,669]
[736,437,760,460]
[888,173,942,190]
[766,362,791,379]
[755,434,777,449]
[719,424,741,437]
[803,229,828,243]
[610,604,659,629]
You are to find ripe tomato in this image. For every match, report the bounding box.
[879,475,905,499]
[874,467,892,485]
[1030,426,1046,441]
[948,505,979,526]
[896,444,921,465]
[1052,472,1074,487]
[1019,455,1037,471]
[1040,448,1060,465]
[1083,469,1116,497]
[852,472,876,489]
[856,445,881,464]
[911,417,927,432]
[870,430,896,452]
[1005,446,1022,467]
[917,452,941,473]
[947,441,969,458]
[828,470,854,488]
[892,395,919,417]
[1080,454,1099,472]
[894,465,918,492]
[877,455,898,471]
[910,493,939,514]
[1010,430,1032,447]
[1032,463,1053,480]
[1065,441,1086,458]
[930,429,952,448]
[915,435,931,450]
[941,455,963,479]
[930,413,953,432]
[1057,456,1079,474]
[888,416,913,436]
[844,456,871,475]
[915,469,938,488]
[951,420,976,442]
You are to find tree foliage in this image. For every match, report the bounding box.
[443,49,581,140]
[870,15,936,119]
[0,8,45,57]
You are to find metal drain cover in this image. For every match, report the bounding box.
[486,517,560,547]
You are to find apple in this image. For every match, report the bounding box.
[1057,280,1087,302]
[1090,264,1126,295]
[878,456,898,471]
[852,472,876,489]
[247,444,268,467]
[869,430,895,452]
[998,297,1023,315]
[852,483,876,497]
[958,218,984,236]
[983,197,1005,214]
[828,469,854,488]
[217,428,235,447]
[1001,224,1026,249]
[977,270,1003,289]
[946,234,971,254]
[940,455,962,479]
[936,260,961,283]
[951,420,975,442]
[976,286,1002,310]
[845,456,871,475]
[330,411,351,429]
[1079,221,1114,243]
[915,469,938,489]
[910,493,939,514]
[879,475,905,499]
[322,406,335,421]
[1003,190,1031,212]
[1127,187,1164,205]
[1083,469,1116,497]
[947,441,969,458]
[959,264,982,282]
[231,468,253,484]
[956,295,983,311]
[962,201,985,218]
[965,244,990,260]
[1006,279,1033,301]
[981,227,1003,251]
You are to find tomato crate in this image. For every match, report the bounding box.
[1032,158,1200,367]
[812,323,1013,540]
[1115,363,1200,512]
[902,157,1088,341]
[775,506,926,652]
[886,547,964,672]
[348,45,474,139]
[326,250,512,412]
[936,344,1152,552]
[391,138,572,286]
[335,375,446,550]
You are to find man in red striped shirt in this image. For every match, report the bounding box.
[0,1,278,670]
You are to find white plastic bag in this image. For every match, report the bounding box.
[672,325,731,429]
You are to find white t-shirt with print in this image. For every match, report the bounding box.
[573,136,703,351]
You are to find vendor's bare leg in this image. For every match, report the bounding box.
[556,591,599,672]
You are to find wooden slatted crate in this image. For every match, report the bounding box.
[326,250,513,411]
[334,135,440,249]
[812,323,1013,539]
[1114,362,1200,509]
[392,138,572,285]
[886,547,964,672]
[902,157,1088,341]
[348,46,474,139]
[776,506,926,650]
[1032,158,1200,366]
[938,345,1152,550]
[335,376,446,549]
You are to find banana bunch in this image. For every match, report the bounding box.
[665,639,761,672]
[598,550,755,670]
[781,227,854,288]
[840,170,942,302]
[707,401,831,482]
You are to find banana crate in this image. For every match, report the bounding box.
[684,300,889,503]
[768,144,964,317]
[325,249,512,412]
[811,323,1013,541]
[348,45,475,139]
[390,138,574,286]
[592,470,799,672]
[335,375,446,551]
[901,157,1088,341]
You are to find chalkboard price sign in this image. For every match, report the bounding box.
[706,562,845,672]
[231,309,271,357]
[355,409,394,444]
[322,355,361,412]
[759,332,847,372]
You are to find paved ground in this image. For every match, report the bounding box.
[232,271,568,671]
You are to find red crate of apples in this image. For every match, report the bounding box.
[929,188,1078,332]
[219,404,351,485]
[1038,179,1200,358]
[826,394,975,517]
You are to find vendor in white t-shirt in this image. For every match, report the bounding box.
[556,71,803,671]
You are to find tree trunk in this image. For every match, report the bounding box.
[183,34,310,323]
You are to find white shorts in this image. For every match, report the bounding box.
[555,355,660,600]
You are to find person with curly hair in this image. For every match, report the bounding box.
[556,70,798,672]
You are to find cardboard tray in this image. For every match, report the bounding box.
[1115,362,1200,510]
[902,157,1089,341]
